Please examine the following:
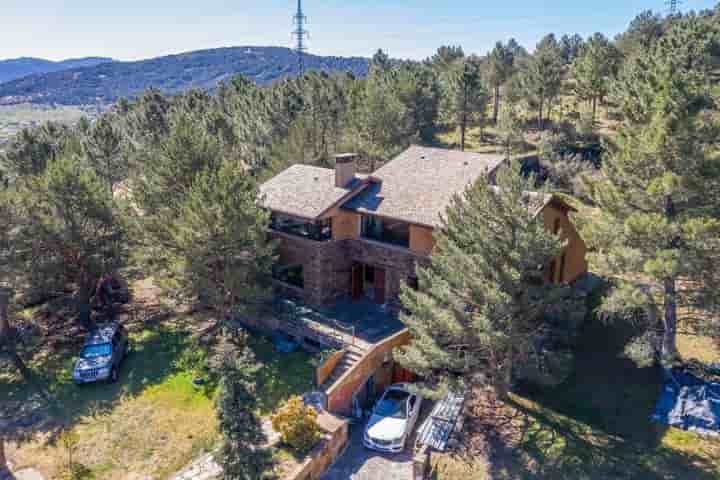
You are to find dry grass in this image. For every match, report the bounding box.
[430,452,490,480]
[9,372,217,479]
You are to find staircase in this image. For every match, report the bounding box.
[321,343,368,392]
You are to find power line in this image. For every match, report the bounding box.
[292,0,309,76]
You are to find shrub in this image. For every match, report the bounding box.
[271,396,321,454]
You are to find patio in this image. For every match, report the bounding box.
[275,296,406,348]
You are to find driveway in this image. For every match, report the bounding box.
[321,422,413,480]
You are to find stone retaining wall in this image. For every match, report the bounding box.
[286,412,349,480]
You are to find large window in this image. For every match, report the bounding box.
[361,215,410,248]
[270,213,331,241]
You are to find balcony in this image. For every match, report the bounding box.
[360,214,410,248]
[270,213,332,242]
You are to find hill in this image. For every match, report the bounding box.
[0,47,369,106]
[0,57,113,84]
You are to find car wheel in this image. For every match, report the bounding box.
[110,367,119,383]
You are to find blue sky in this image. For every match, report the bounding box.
[1,1,717,61]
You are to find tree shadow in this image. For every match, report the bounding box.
[472,316,720,479]
[0,305,195,448]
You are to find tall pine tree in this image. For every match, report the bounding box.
[519,34,564,130]
[215,336,272,480]
[398,161,568,398]
[589,18,720,363]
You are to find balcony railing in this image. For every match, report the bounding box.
[270,214,332,242]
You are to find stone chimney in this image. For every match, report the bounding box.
[334,153,358,188]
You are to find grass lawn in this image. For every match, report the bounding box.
[2,313,316,479]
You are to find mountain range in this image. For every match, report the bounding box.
[0,47,369,106]
[0,57,113,84]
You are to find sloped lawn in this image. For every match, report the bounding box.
[2,315,316,479]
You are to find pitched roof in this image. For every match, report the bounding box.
[259,164,368,220]
[344,146,506,227]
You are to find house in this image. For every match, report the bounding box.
[260,145,588,308]
[258,145,588,416]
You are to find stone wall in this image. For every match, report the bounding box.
[345,239,429,302]
[326,329,412,416]
[287,412,349,480]
[272,230,431,307]
[272,231,354,306]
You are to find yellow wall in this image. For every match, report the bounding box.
[332,211,360,240]
[409,225,435,256]
[542,205,588,283]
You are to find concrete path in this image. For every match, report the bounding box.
[321,423,413,480]
[1,463,45,480]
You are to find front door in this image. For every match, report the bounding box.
[351,264,363,299]
[374,268,386,305]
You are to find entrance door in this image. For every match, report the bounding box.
[374,268,386,305]
[351,264,363,299]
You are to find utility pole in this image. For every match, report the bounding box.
[666,0,682,14]
[292,0,309,76]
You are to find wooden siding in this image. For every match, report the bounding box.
[542,205,588,283]
[332,211,360,240]
[409,225,434,256]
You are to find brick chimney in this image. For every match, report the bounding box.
[335,153,358,188]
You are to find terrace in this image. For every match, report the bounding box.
[273,296,406,350]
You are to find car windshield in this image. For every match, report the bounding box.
[81,343,112,358]
[374,390,409,419]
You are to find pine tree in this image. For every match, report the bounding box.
[559,33,585,65]
[589,18,720,363]
[215,338,272,480]
[82,113,128,191]
[395,64,441,142]
[397,161,568,398]
[2,122,70,178]
[430,45,465,72]
[442,57,489,151]
[486,42,516,124]
[156,158,275,315]
[519,34,564,130]
[571,33,620,124]
[8,154,127,328]
[350,69,407,162]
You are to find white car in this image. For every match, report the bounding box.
[363,383,422,453]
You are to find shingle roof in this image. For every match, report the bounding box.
[344,146,506,227]
[259,164,367,220]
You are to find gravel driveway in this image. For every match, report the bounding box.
[321,422,413,480]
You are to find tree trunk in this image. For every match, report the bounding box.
[662,277,679,362]
[461,80,469,151]
[493,85,500,124]
[592,97,597,126]
[538,98,544,131]
[0,436,6,470]
[662,194,679,363]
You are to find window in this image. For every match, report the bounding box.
[361,215,410,248]
[407,277,419,291]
